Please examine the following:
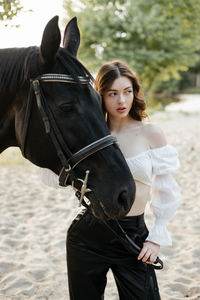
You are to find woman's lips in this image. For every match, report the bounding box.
[117,107,127,113]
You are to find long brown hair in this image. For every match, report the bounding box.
[94,60,148,122]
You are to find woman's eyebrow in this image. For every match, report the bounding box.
[107,86,132,92]
[124,86,132,90]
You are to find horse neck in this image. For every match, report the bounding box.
[0,82,30,154]
[0,90,19,153]
[0,47,36,154]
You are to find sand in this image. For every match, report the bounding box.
[0,97,200,299]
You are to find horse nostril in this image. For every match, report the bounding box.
[118,190,129,210]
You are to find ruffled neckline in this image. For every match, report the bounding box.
[125,144,177,161]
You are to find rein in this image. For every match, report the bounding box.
[22,73,116,199]
[75,189,163,270]
[103,219,163,270]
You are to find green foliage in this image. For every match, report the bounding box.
[0,0,23,22]
[63,0,200,94]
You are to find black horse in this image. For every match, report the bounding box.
[0,16,135,221]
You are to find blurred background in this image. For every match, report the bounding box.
[1,0,200,112]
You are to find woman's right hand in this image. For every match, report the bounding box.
[137,241,160,264]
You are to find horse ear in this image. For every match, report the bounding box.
[40,16,61,66]
[63,17,80,57]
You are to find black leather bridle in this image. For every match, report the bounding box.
[22,73,116,191]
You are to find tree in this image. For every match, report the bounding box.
[64,0,200,94]
[0,0,23,22]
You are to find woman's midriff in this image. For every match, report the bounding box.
[126,180,151,216]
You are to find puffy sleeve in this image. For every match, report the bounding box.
[40,168,60,188]
[146,145,181,246]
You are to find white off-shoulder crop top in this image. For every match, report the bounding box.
[125,144,179,187]
[124,144,181,246]
[39,144,181,247]
[125,151,152,186]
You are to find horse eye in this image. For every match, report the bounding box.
[59,103,73,113]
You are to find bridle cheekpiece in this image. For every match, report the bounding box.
[22,73,116,205]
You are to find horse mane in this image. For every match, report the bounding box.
[0,46,94,93]
[0,47,38,92]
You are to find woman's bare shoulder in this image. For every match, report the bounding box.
[143,122,167,148]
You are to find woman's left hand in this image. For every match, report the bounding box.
[137,241,160,264]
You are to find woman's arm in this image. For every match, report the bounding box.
[138,123,181,263]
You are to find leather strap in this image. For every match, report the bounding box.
[58,135,117,186]
[103,219,163,270]
[21,85,34,157]
[32,80,70,167]
[68,135,117,168]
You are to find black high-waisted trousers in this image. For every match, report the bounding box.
[67,208,161,300]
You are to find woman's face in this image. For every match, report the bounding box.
[103,76,134,120]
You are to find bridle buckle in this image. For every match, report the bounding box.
[59,165,73,186]
[76,170,91,207]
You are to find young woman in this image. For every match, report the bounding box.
[41,60,181,299]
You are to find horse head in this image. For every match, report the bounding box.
[0,16,135,221]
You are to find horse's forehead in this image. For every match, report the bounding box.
[41,81,91,104]
[53,51,79,73]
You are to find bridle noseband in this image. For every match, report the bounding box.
[22,73,116,202]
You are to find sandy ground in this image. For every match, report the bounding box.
[165,94,200,113]
[0,95,200,299]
